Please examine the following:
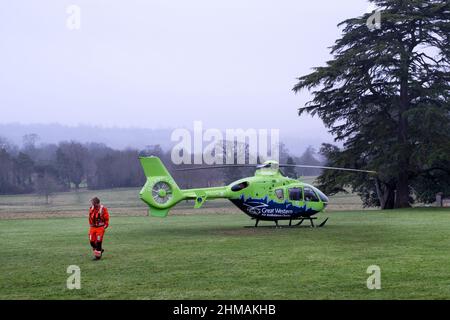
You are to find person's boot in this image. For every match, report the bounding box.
[93,250,102,260]
[96,242,103,259]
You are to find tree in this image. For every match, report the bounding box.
[0,136,18,155]
[84,143,113,188]
[35,173,59,204]
[92,149,146,189]
[56,141,88,189]
[22,133,39,150]
[284,156,298,179]
[293,0,450,209]
[0,148,16,194]
[139,144,164,158]
[296,146,323,176]
[220,140,242,185]
[34,163,61,204]
[13,152,34,192]
[277,142,291,164]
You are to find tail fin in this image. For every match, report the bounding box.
[139,157,184,217]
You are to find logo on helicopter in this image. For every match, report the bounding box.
[243,201,270,214]
[243,200,295,215]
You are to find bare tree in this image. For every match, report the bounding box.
[35,173,59,204]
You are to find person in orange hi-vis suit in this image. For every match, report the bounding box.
[88,197,110,260]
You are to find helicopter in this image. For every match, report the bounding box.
[138,156,376,228]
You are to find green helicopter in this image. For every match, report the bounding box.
[139,156,376,227]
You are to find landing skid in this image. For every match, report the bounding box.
[246,217,329,229]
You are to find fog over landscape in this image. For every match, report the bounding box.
[0,123,333,155]
[0,0,371,153]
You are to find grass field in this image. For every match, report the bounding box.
[1,207,450,299]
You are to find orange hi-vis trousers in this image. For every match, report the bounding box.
[89,226,105,243]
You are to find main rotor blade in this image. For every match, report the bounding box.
[174,163,377,174]
[280,164,377,174]
[174,164,256,171]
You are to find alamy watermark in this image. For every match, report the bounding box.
[366,5,382,31]
[171,121,280,165]
[366,265,381,290]
[66,265,81,289]
[66,5,81,30]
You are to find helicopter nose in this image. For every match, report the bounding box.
[320,194,329,209]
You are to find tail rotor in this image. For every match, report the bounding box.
[152,181,173,204]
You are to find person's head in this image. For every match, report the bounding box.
[91,197,100,208]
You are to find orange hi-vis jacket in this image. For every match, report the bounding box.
[89,205,110,228]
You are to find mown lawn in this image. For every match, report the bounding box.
[1,208,450,299]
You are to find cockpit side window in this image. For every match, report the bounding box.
[231,181,249,192]
[288,188,302,201]
[311,186,329,202]
[304,187,319,202]
[275,189,284,200]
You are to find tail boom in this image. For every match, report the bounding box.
[139,157,230,216]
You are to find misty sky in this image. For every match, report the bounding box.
[0,0,371,142]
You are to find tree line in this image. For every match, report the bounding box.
[0,134,322,202]
[0,135,154,201]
